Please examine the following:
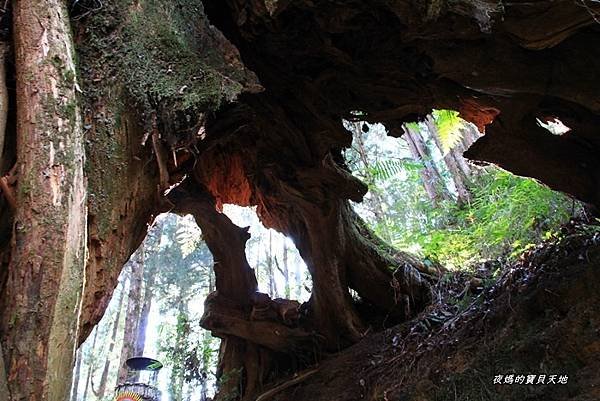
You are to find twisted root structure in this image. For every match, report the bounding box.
[0,1,599,400]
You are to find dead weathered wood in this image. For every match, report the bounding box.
[0,42,8,172]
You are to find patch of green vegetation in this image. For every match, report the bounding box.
[74,0,248,226]
[345,119,577,270]
[393,169,575,268]
[79,0,243,122]
[121,0,241,114]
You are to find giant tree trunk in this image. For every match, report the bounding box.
[185,89,434,397]
[0,2,257,400]
[0,3,87,401]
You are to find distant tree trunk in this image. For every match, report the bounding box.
[118,258,144,383]
[402,124,450,203]
[0,3,87,401]
[82,326,100,401]
[267,231,277,297]
[282,242,290,298]
[94,283,126,398]
[294,246,303,300]
[200,329,212,401]
[254,236,261,286]
[208,268,215,293]
[425,116,471,204]
[451,140,474,179]
[455,123,482,177]
[350,122,391,240]
[461,122,482,150]
[70,349,83,401]
[135,255,157,357]
[168,296,189,401]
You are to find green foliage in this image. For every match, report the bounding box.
[345,119,577,270]
[391,168,575,269]
[150,214,217,399]
[432,109,464,154]
[77,0,246,133]
[147,361,164,370]
[122,0,242,114]
[175,216,204,258]
[367,159,420,181]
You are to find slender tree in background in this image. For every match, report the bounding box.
[81,326,100,401]
[402,123,450,203]
[282,242,290,298]
[425,116,471,204]
[266,231,277,298]
[135,220,164,357]
[117,255,144,383]
[93,281,127,399]
[294,252,303,300]
[348,121,393,241]
[135,261,158,357]
[70,349,83,401]
[153,214,213,401]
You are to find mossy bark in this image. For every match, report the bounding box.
[0,2,87,401]
[72,0,259,342]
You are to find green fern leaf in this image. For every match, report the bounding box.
[432,109,465,154]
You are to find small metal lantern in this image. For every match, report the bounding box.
[113,357,163,401]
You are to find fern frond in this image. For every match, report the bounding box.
[432,109,465,154]
[368,159,403,181]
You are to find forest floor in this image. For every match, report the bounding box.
[269,221,600,401]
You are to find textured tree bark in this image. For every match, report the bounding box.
[249,155,431,347]
[0,343,8,401]
[279,199,368,347]
[78,95,158,344]
[201,295,316,353]
[0,2,87,401]
[0,42,8,171]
